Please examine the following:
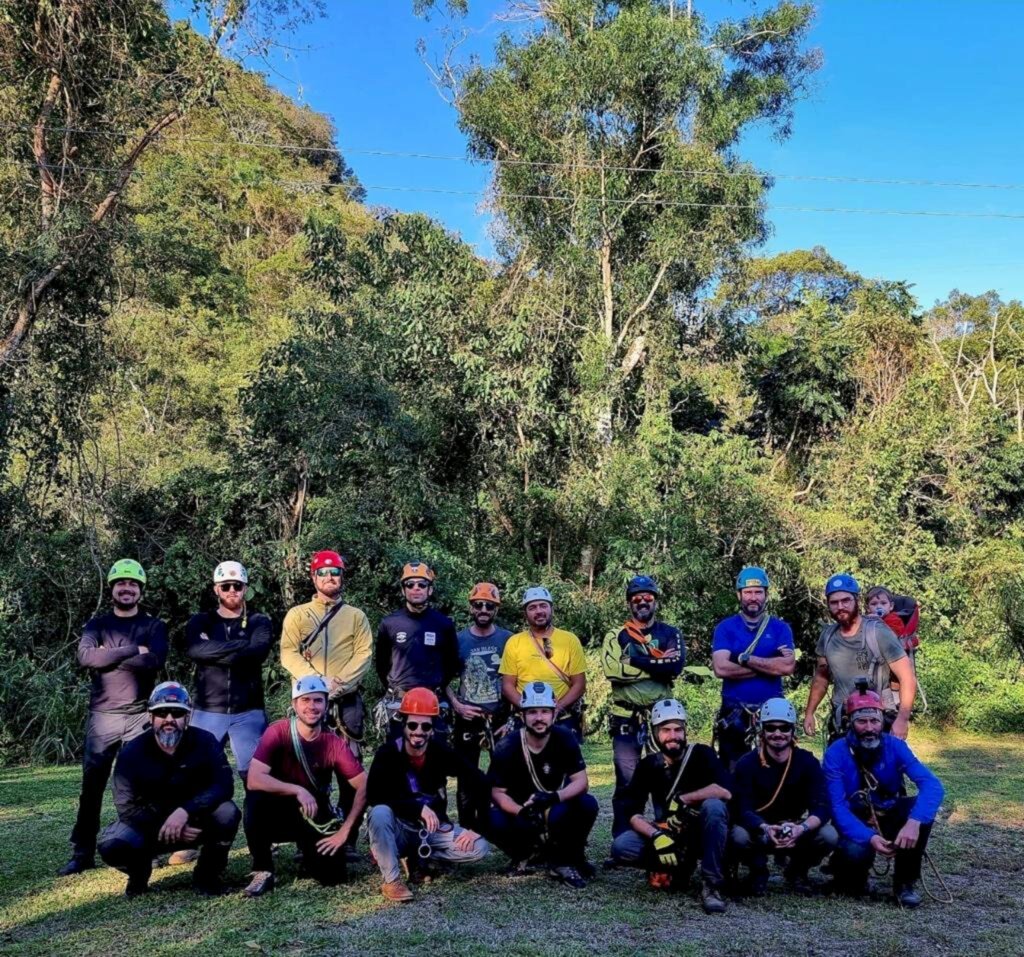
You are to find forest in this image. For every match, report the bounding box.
[3,0,1024,763]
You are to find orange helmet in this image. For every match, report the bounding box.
[401,561,435,584]
[398,687,440,716]
[468,582,501,605]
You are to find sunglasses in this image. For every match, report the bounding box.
[471,601,497,611]
[403,580,430,589]
[151,708,186,720]
[217,582,245,592]
[762,723,792,733]
[316,568,342,578]
[406,720,434,732]
[630,593,655,604]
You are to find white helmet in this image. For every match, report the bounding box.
[214,560,248,585]
[520,681,557,709]
[651,698,688,727]
[292,675,329,699]
[758,697,797,729]
[522,586,553,607]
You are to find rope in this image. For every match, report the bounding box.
[754,743,793,813]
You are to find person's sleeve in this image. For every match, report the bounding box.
[184,615,245,663]
[710,621,729,654]
[182,735,235,817]
[498,638,517,676]
[228,614,274,663]
[776,621,795,652]
[251,723,281,767]
[814,628,827,657]
[77,621,136,670]
[366,748,422,820]
[121,618,168,671]
[374,622,391,687]
[335,611,373,694]
[628,628,685,679]
[566,635,586,676]
[877,624,907,664]
[805,753,831,825]
[441,621,461,687]
[733,757,765,832]
[897,740,944,825]
[281,609,317,681]
[486,745,509,789]
[704,745,732,790]
[823,746,875,844]
[111,751,161,831]
[332,739,366,784]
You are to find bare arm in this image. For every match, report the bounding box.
[746,646,796,676]
[803,657,832,734]
[712,648,755,679]
[556,672,586,711]
[555,768,588,803]
[501,674,520,707]
[889,655,917,739]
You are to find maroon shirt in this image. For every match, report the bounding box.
[253,719,364,793]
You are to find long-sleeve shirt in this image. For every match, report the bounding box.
[366,738,488,826]
[185,610,273,713]
[111,727,234,832]
[732,746,830,831]
[77,612,169,713]
[601,620,684,716]
[280,596,373,696]
[823,733,944,845]
[375,607,459,694]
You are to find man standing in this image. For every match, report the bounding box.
[611,699,732,914]
[500,587,587,739]
[824,687,944,907]
[487,682,599,888]
[804,574,916,743]
[97,682,240,897]
[365,688,490,902]
[730,697,838,895]
[601,575,684,838]
[447,582,513,830]
[711,566,796,770]
[185,561,272,786]
[242,676,368,897]
[375,562,460,744]
[59,559,169,877]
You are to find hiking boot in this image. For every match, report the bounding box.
[701,881,727,914]
[575,858,597,881]
[125,876,150,899]
[550,865,587,889]
[192,877,228,897]
[381,879,414,902]
[243,871,275,898]
[57,857,95,877]
[746,870,769,897]
[895,882,922,909]
[169,849,199,866]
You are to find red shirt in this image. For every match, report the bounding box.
[253,719,363,793]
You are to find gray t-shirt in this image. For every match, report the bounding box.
[456,626,513,711]
[816,617,906,714]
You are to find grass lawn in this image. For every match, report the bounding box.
[1,729,1022,957]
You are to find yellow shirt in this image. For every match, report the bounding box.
[499,628,586,699]
[281,596,372,696]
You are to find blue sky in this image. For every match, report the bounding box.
[248,0,1024,309]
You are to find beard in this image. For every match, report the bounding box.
[156,726,183,749]
[854,729,882,753]
[659,737,684,757]
[632,604,654,623]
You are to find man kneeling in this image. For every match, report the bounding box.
[610,698,731,913]
[731,697,837,895]
[243,676,367,896]
[98,682,239,897]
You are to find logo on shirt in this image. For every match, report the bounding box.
[395,631,408,644]
[199,632,210,642]
[542,763,552,776]
[425,631,436,646]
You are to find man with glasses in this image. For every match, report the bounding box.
[98,682,240,897]
[375,562,460,744]
[59,559,168,877]
[365,688,490,902]
[447,582,513,830]
[601,575,684,840]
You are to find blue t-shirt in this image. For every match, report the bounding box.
[456,626,513,711]
[711,614,794,706]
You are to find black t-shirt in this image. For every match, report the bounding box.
[621,743,729,822]
[732,746,830,830]
[374,607,460,694]
[487,725,586,805]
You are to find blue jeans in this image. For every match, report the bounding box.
[487,793,599,868]
[189,708,267,776]
[730,822,839,877]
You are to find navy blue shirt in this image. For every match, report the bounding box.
[712,615,793,706]
[375,607,460,694]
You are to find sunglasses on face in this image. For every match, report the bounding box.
[406,721,433,732]
[630,593,655,604]
[471,601,497,611]
[218,582,245,592]
[151,708,185,720]
[403,580,430,590]
[763,723,792,734]
[316,568,342,578]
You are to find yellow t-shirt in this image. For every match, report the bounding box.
[499,628,586,700]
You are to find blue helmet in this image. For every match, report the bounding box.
[736,566,770,590]
[626,575,661,598]
[825,573,861,596]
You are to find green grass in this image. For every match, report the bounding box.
[1,731,1022,957]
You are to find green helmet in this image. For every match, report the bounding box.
[107,559,147,586]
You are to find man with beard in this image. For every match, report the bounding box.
[487,682,599,888]
[447,582,513,830]
[242,676,368,897]
[804,574,916,744]
[823,686,943,907]
[365,688,490,902]
[500,587,587,740]
[711,567,796,771]
[730,698,837,895]
[98,682,240,897]
[59,559,169,877]
[601,575,684,839]
[611,698,731,914]
[375,562,460,744]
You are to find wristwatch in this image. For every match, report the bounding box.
[738,652,752,666]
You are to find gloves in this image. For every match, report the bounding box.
[529,791,560,812]
[517,803,545,830]
[651,832,678,869]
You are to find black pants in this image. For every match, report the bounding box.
[243,790,348,885]
[715,704,756,772]
[98,800,240,885]
[328,692,366,847]
[832,796,933,890]
[451,711,506,831]
[609,713,645,837]
[70,710,150,860]
[487,794,599,868]
[730,823,839,877]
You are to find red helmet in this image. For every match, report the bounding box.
[398,687,440,717]
[845,687,884,718]
[310,550,345,574]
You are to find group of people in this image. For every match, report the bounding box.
[58,553,944,912]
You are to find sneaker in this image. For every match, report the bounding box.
[550,865,587,889]
[169,849,199,866]
[57,857,95,877]
[125,876,150,899]
[243,871,276,898]
[576,858,597,881]
[701,881,727,914]
[895,882,922,909]
[381,879,414,902]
